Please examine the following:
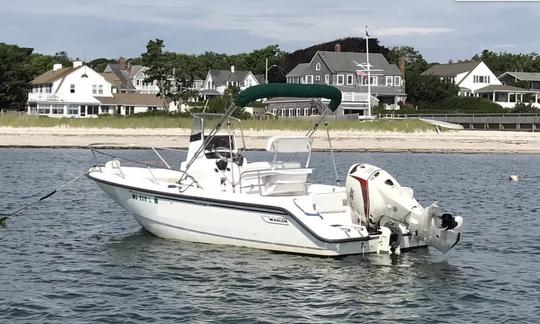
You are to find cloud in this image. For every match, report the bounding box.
[376,27,453,36]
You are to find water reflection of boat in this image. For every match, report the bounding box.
[87,84,462,256]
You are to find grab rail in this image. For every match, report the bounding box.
[88,143,202,189]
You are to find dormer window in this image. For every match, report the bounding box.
[315,63,321,71]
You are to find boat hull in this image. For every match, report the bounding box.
[91,175,428,256]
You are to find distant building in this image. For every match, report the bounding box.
[200,66,259,100]
[103,58,160,94]
[422,61,539,108]
[499,72,540,91]
[27,62,169,117]
[272,44,406,117]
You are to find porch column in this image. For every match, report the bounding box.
[535,93,538,103]
[492,92,496,102]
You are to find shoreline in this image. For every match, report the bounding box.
[1,127,540,154]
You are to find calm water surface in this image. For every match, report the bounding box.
[1,148,539,323]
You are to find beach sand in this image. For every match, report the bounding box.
[1,127,539,153]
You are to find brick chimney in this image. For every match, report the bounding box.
[335,43,341,52]
[118,57,128,70]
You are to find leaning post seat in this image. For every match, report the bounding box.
[240,136,313,195]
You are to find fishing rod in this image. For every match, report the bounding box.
[0,171,88,226]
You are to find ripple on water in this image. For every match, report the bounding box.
[1,149,540,323]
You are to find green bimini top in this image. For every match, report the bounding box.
[234,84,342,111]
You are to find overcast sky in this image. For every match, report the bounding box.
[2,0,539,63]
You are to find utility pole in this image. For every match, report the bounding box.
[265,58,269,84]
[366,26,371,117]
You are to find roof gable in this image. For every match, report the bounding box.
[208,69,251,85]
[499,71,540,82]
[31,67,81,85]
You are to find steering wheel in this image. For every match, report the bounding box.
[212,146,244,166]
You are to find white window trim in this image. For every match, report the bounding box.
[306,75,314,84]
[346,74,354,85]
[315,75,320,81]
[371,76,378,86]
[337,74,345,86]
[324,75,329,84]
[386,76,393,87]
[394,76,401,86]
[315,63,321,71]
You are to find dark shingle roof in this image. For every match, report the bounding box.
[336,85,406,96]
[499,72,540,82]
[422,61,480,77]
[31,67,81,85]
[287,63,309,76]
[209,70,250,86]
[316,51,402,75]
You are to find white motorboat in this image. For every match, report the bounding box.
[87,84,462,256]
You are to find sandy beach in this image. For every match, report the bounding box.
[1,126,540,153]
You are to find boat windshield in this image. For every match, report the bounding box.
[191,113,242,137]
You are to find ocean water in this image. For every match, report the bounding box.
[0,148,539,323]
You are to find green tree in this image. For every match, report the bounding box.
[406,74,459,104]
[0,43,35,109]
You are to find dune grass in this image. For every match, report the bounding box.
[0,114,436,133]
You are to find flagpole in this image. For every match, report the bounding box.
[366,26,371,118]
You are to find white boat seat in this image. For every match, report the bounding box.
[240,162,312,196]
[266,136,312,153]
[243,161,301,172]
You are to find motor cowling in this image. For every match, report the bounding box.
[346,163,463,254]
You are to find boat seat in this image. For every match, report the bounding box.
[240,162,312,195]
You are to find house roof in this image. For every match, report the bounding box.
[475,84,539,93]
[100,72,123,90]
[31,66,81,85]
[199,89,221,96]
[316,51,402,75]
[95,93,163,106]
[499,71,540,82]
[422,61,481,77]
[103,64,146,91]
[287,63,309,76]
[208,69,251,86]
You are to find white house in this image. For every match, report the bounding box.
[200,66,259,99]
[28,62,165,117]
[422,61,539,108]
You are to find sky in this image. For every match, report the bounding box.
[1,0,540,63]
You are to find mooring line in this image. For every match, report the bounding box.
[0,171,88,226]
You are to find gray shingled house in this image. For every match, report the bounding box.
[269,45,406,117]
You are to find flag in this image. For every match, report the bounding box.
[356,70,367,77]
[365,26,370,38]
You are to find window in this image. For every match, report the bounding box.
[394,76,401,86]
[304,108,309,116]
[315,63,321,71]
[70,84,75,93]
[67,105,79,115]
[272,109,277,116]
[361,76,368,86]
[38,107,51,114]
[370,76,378,86]
[92,85,97,95]
[312,108,318,115]
[306,75,314,84]
[136,80,140,86]
[324,75,329,84]
[296,108,301,117]
[98,85,103,95]
[346,74,354,85]
[386,76,393,87]
[474,75,490,83]
[51,105,64,114]
[315,75,320,82]
[337,74,345,85]
[289,108,295,117]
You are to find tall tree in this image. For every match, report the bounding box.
[0,43,35,109]
[141,39,175,111]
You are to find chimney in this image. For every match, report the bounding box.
[230,65,235,73]
[73,61,83,68]
[118,57,128,70]
[335,43,341,52]
[53,64,63,71]
[448,59,453,64]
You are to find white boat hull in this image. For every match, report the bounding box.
[90,171,428,256]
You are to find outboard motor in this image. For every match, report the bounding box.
[346,163,463,254]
